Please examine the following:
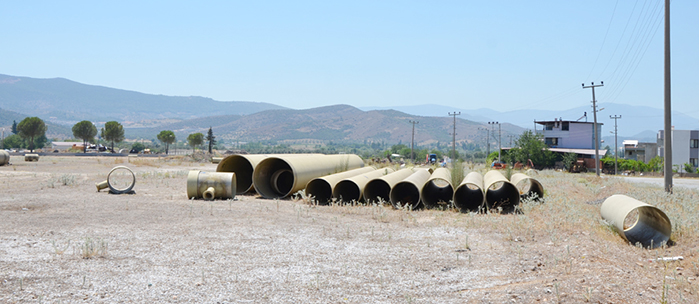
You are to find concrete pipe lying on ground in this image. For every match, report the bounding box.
[420,168,454,209]
[0,150,9,166]
[600,194,671,248]
[211,157,223,164]
[187,170,236,200]
[333,167,395,203]
[363,168,416,204]
[216,154,319,195]
[453,172,485,212]
[305,166,376,204]
[483,170,520,213]
[24,154,39,162]
[510,173,544,200]
[96,166,136,194]
[389,168,432,209]
[253,154,364,199]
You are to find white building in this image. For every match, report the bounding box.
[535,118,606,169]
[657,129,699,170]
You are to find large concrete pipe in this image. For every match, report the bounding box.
[600,195,671,248]
[453,171,485,212]
[187,170,236,200]
[0,150,9,166]
[24,154,39,162]
[253,154,364,199]
[305,166,376,204]
[333,167,396,203]
[510,173,544,200]
[389,168,432,209]
[420,168,454,209]
[363,168,416,204]
[216,154,319,195]
[483,170,520,213]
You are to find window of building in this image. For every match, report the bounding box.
[691,158,698,167]
[562,122,569,131]
[545,123,554,131]
[544,137,558,146]
[691,139,699,148]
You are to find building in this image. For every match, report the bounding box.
[535,118,606,169]
[657,129,699,170]
[622,140,658,163]
[51,141,84,151]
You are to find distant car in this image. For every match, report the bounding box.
[53,150,59,153]
[129,149,139,154]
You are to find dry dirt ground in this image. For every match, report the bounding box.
[2,156,699,303]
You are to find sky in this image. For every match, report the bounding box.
[1,1,697,118]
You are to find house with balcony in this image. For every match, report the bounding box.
[622,140,658,163]
[534,118,606,169]
[657,129,699,171]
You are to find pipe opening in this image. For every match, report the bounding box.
[203,187,215,200]
[253,158,294,198]
[305,180,333,204]
[390,182,421,209]
[421,178,453,208]
[217,155,255,194]
[514,178,544,200]
[272,169,294,195]
[624,206,671,248]
[333,180,361,203]
[485,181,520,213]
[364,180,391,204]
[453,183,484,212]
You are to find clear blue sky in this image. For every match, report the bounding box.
[1,1,697,117]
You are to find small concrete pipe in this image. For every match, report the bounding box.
[0,150,9,166]
[483,170,520,213]
[453,172,485,212]
[389,168,432,209]
[363,168,416,204]
[420,168,454,209]
[305,166,376,204]
[333,167,395,203]
[24,154,39,162]
[510,173,544,200]
[211,157,223,164]
[600,194,671,248]
[96,166,136,194]
[217,154,320,195]
[253,154,364,198]
[187,170,236,200]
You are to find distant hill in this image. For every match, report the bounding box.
[0,74,286,125]
[361,103,699,137]
[127,105,525,145]
[1,107,73,140]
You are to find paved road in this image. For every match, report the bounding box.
[621,176,699,190]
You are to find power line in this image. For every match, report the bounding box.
[449,112,460,161]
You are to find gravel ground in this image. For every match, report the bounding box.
[2,156,699,303]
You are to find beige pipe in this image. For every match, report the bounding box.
[600,194,671,248]
[0,150,9,166]
[453,171,485,212]
[96,166,136,194]
[253,154,364,198]
[333,167,395,203]
[211,157,223,164]
[305,166,376,204]
[389,168,432,209]
[217,154,320,195]
[420,168,454,209]
[363,168,416,204]
[187,170,236,200]
[510,173,544,200]
[95,180,109,192]
[483,170,520,213]
[24,153,39,162]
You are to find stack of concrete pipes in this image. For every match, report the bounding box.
[453,170,544,213]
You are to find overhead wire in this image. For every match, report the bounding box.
[584,0,620,81]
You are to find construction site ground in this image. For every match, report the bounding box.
[2,155,699,303]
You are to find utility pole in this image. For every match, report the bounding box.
[409,120,418,163]
[610,115,622,175]
[488,122,501,163]
[663,0,673,193]
[449,112,460,162]
[583,81,604,177]
[508,135,515,148]
[478,127,490,158]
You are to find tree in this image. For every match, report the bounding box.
[507,130,555,169]
[562,153,578,171]
[100,121,124,152]
[17,117,47,152]
[157,130,176,154]
[206,127,216,154]
[72,120,97,153]
[11,120,18,134]
[2,134,24,149]
[187,133,204,152]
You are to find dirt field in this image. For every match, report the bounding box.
[2,155,699,303]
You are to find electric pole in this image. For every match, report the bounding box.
[478,127,490,158]
[449,112,460,162]
[663,0,673,193]
[409,120,418,163]
[610,115,621,175]
[488,122,501,163]
[508,135,515,148]
[583,81,604,177]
